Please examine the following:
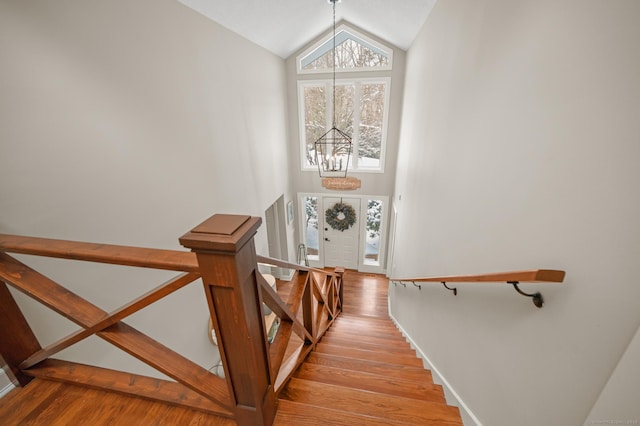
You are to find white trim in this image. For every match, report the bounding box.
[389,311,483,426]
[0,369,16,399]
[0,382,15,398]
[297,192,389,274]
[296,24,393,74]
[357,195,388,274]
[297,77,390,174]
[298,193,323,268]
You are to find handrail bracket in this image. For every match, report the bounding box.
[509,281,544,308]
[442,281,457,296]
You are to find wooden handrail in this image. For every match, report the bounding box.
[1,215,344,425]
[0,252,230,412]
[0,233,232,416]
[256,255,339,277]
[0,233,198,272]
[392,269,565,283]
[391,269,565,308]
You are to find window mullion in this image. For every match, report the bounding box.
[351,81,362,170]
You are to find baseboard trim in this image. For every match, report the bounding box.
[389,312,483,426]
[0,370,16,399]
[0,383,15,398]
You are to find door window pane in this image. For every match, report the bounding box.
[364,199,382,265]
[303,196,319,260]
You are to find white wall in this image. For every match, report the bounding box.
[0,0,291,377]
[587,323,640,424]
[390,1,640,425]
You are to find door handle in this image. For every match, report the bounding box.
[324,238,330,242]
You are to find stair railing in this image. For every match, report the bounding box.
[0,213,343,426]
[390,269,565,308]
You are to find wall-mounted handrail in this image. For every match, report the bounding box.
[390,269,565,308]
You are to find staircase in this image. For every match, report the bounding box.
[0,232,464,426]
[274,313,463,425]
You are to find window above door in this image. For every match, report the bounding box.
[297,24,393,174]
[298,78,390,173]
[296,25,393,74]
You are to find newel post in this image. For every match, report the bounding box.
[180,214,276,426]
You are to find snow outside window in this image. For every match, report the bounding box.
[299,78,390,173]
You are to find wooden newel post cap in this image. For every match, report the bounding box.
[179,214,262,253]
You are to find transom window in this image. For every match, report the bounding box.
[297,25,392,73]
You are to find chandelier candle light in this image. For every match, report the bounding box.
[314,0,353,178]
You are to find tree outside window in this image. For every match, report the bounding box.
[301,79,388,171]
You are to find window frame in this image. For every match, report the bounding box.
[296,24,393,74]
[297,192,389,274]
[297,77,391,174]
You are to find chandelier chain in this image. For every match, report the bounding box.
[332,0,337,127]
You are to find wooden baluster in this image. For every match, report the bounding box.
[335,267,344,315]
[0,280,42,386]
[302,274,314,345]
[327,275,335,320]
[179,214,275,426]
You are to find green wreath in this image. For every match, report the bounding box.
[325,202,357,232]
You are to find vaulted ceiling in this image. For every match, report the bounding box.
[177,0,437,58]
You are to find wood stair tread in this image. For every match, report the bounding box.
[294,363,445,403]
[328,321,405,336]
[274,399,413,426]
[338,313,397,323]
[320,335,417,356]
[331,316,399,328]
[280,378,462,425]
[315,342,425,367]
[305,352,433,383]
[326,328,408,342]
[327,326,405,339]
[324,329,409,344]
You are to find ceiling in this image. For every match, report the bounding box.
[177,0,437,59]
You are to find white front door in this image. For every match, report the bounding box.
[322,197,360,269]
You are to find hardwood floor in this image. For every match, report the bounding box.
[0,379,235,425]
[0,270,462,425]
[275,270,462,425]
[340,270,390,318]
